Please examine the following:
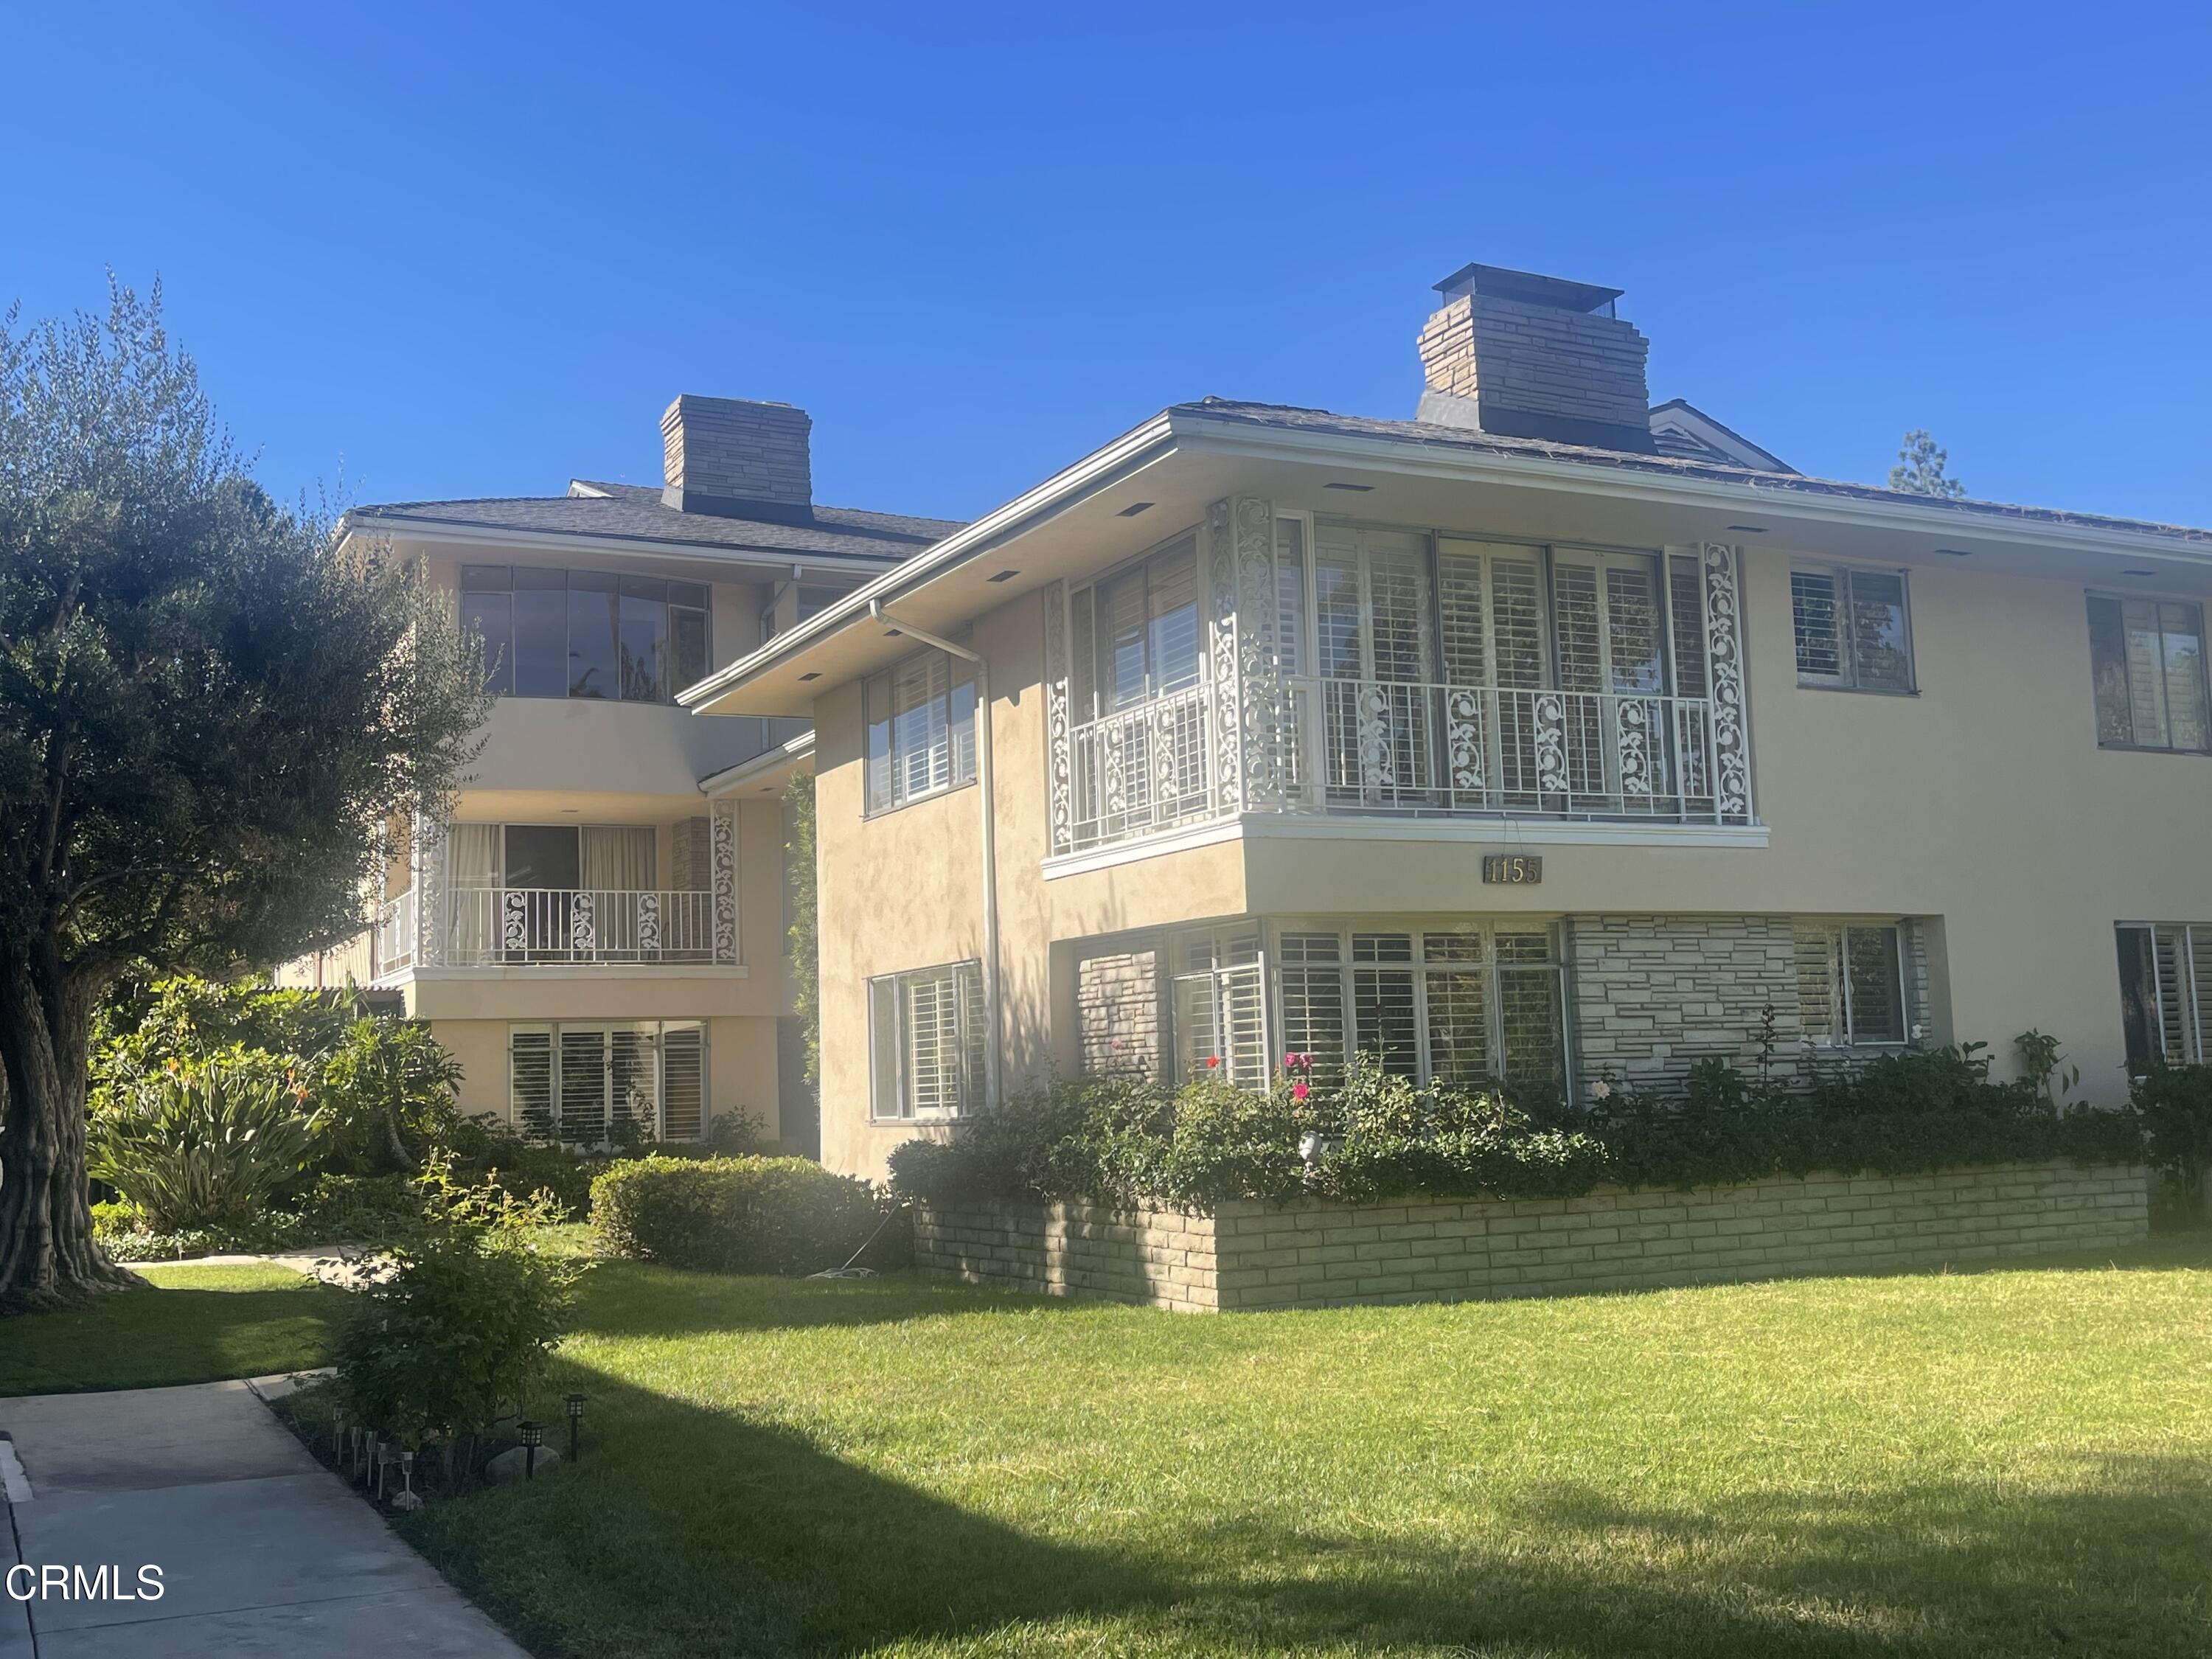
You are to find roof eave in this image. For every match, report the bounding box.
[335,510,914,576]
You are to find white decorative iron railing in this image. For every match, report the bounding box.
[382,888,718,970]
[1060,677,1741,851]
[1065,680,1217,849]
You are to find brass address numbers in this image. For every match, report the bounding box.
[1481,854,1543,886]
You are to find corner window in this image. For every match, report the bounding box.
[1794,920,1907,1045]
[1790,566,1914,692]
[864,648,977,813]
[2088,594,2209,754]
[2115,922,2212,1071]
[869,960,985,1119]
[462,566,709,703]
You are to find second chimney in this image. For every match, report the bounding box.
[661,395,814,521]
[1415,264,1655,453]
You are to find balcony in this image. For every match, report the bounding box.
[372,886,727,978]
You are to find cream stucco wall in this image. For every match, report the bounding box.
[811,515,2212,1180]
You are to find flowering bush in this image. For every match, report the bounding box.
[887,1041,2144,1215]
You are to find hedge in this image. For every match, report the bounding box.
[886,1046,2153,1216]
[590,1155,900,1275]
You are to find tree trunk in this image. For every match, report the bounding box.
[0,947,136,1312]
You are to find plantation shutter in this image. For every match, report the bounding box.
[558,1026,610,1141]
[610,1026,656,1138]
[661,1022,707,1140]
[1421,931,1492,1088]
[1350,932,1420,1079]
[1277,932,1347,1087]
[1794,923,1842,1042]
[903,972,961,1116]
[510,1026,554,1138]
[1791,571,1844,680]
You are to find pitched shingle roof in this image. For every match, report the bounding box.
[346,479,964,565]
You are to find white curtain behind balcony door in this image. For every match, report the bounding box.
[580,827,655,893]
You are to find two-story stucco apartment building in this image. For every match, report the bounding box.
[282,397,959,1149]
[687,263,2212,1180]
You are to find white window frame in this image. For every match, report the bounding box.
[506,1020,710,1143]
[868,959,986,1121]
[1793,920,1910,1047]
[863,647,978,815]
[1789,563,1916,693]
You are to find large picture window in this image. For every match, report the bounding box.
[462,566,710,703]
[2115,922,2212,1072]
[864,649,978,813]
[1793,920,1907,1045]
[2087,594,2209,753]
[869,960,986,1119]
[507,1020,709,1142]
[1790,566,1914,692]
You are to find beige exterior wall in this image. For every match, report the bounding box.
[812,507,2212,1180]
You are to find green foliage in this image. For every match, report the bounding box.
[783,773,820,1090]
[93,1172,428,1261]
[591,1155,897,1275]
[1888,428,1968,498]
[318,1017,465,1174]
[86,1056,325,1231]
[2131,1065,2212,1214]
[889,1042,2145,1215]
[92,975,352,1096]
[333,1158,582,1444]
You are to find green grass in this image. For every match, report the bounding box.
[386,1234,2212,1658]
[0,1263,346,1397]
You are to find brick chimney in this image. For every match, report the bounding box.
[660,395,814,522]
[1415,264,1655,453]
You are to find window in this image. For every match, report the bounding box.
[461,566,709,703]
[869,961,986,1119]
[1790,566,1914,691]
[1068,533,1202,720]
[1272,922,1567,1096]
[1172,928,1268,1088]
[2088,594,2209,753]
[761,582,841,646]
[2115,923,2212,1071]
[1794,921,1907,1045]
[507,1020,709,1142]
[863,648,977,813]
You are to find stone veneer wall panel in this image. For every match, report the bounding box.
[917,1161,2148,1313]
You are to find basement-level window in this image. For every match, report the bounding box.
[1793,922,1907,1046]
[863,648,978,813]
[1790,566,1914,692]
[2115,922,2212,1072]
[869,960,986,1119]
[2087,594,2210,753]
[508,1020,708,1144]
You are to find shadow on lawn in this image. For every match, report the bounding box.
[571,1262,1083,1340]
[406,1354,2212,1658]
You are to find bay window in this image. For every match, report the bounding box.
[1790,566,1914,692]
[864,647,978,813]
[2088,594,2209,753]
[461,565,710,702]
[869,960,987,1119]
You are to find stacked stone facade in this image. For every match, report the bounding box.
[1076,947,1161,1078]
[1416,291,1651,430]
[917,1161,2150,1313]
[1566,914,1807,1088]
[661,394,812,510]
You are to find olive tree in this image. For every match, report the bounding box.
[0,282,490,1308]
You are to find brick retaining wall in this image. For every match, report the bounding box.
[914,1161,2149,1313]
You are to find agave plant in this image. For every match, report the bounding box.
[88,1060,326,1233]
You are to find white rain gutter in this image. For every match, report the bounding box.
[867,600,1001,1110]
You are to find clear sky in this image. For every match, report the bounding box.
[6,3,2208,529]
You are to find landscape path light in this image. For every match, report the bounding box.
[520,1419,544,1481]
[565,1391,586,1464]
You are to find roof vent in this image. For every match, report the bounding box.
[661,395,815,524]
[1415,263,1656,453]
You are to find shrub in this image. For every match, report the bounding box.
[87,1056,325,1231]
[333,1163,582,1448]
[2133,1065,2212,1217]
[591,1155,896,1275]
[318,1018,466,1175]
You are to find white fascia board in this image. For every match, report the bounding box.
[699,728,816,796]
[336,515,908,578]
[679,414,1178,709]
[1172,415,2212,566]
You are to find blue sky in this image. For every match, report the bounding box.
[7,3,2208,528]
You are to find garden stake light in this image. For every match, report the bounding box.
[521,1419,543,1481]
[393,1448,422,1513]
[565,1392,585,1464]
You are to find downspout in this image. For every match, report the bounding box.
[868,602,1001,1110]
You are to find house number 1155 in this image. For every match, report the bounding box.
[1481,854,1543,885]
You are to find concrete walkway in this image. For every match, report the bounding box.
[1,1379,527,1657]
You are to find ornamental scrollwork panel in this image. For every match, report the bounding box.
[1701,543,1751,823]
[711,800,739,964]
[636,890,661,955]
[1043,581,1071,854]
[1205,499,1242,813]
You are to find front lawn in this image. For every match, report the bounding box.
[0,1263,346,1397]
[398,1235,2212,1658]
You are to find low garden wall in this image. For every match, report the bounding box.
[914,1160,2150,1312]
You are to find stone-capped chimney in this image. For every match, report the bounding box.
[1415,264,1655,453]
[660,395,813,522]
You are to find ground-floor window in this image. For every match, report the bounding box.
[1792,921,1907,1046]
[508,1020,709,1143]
[869,959,986,1119]
[2116,922,2212,1071]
